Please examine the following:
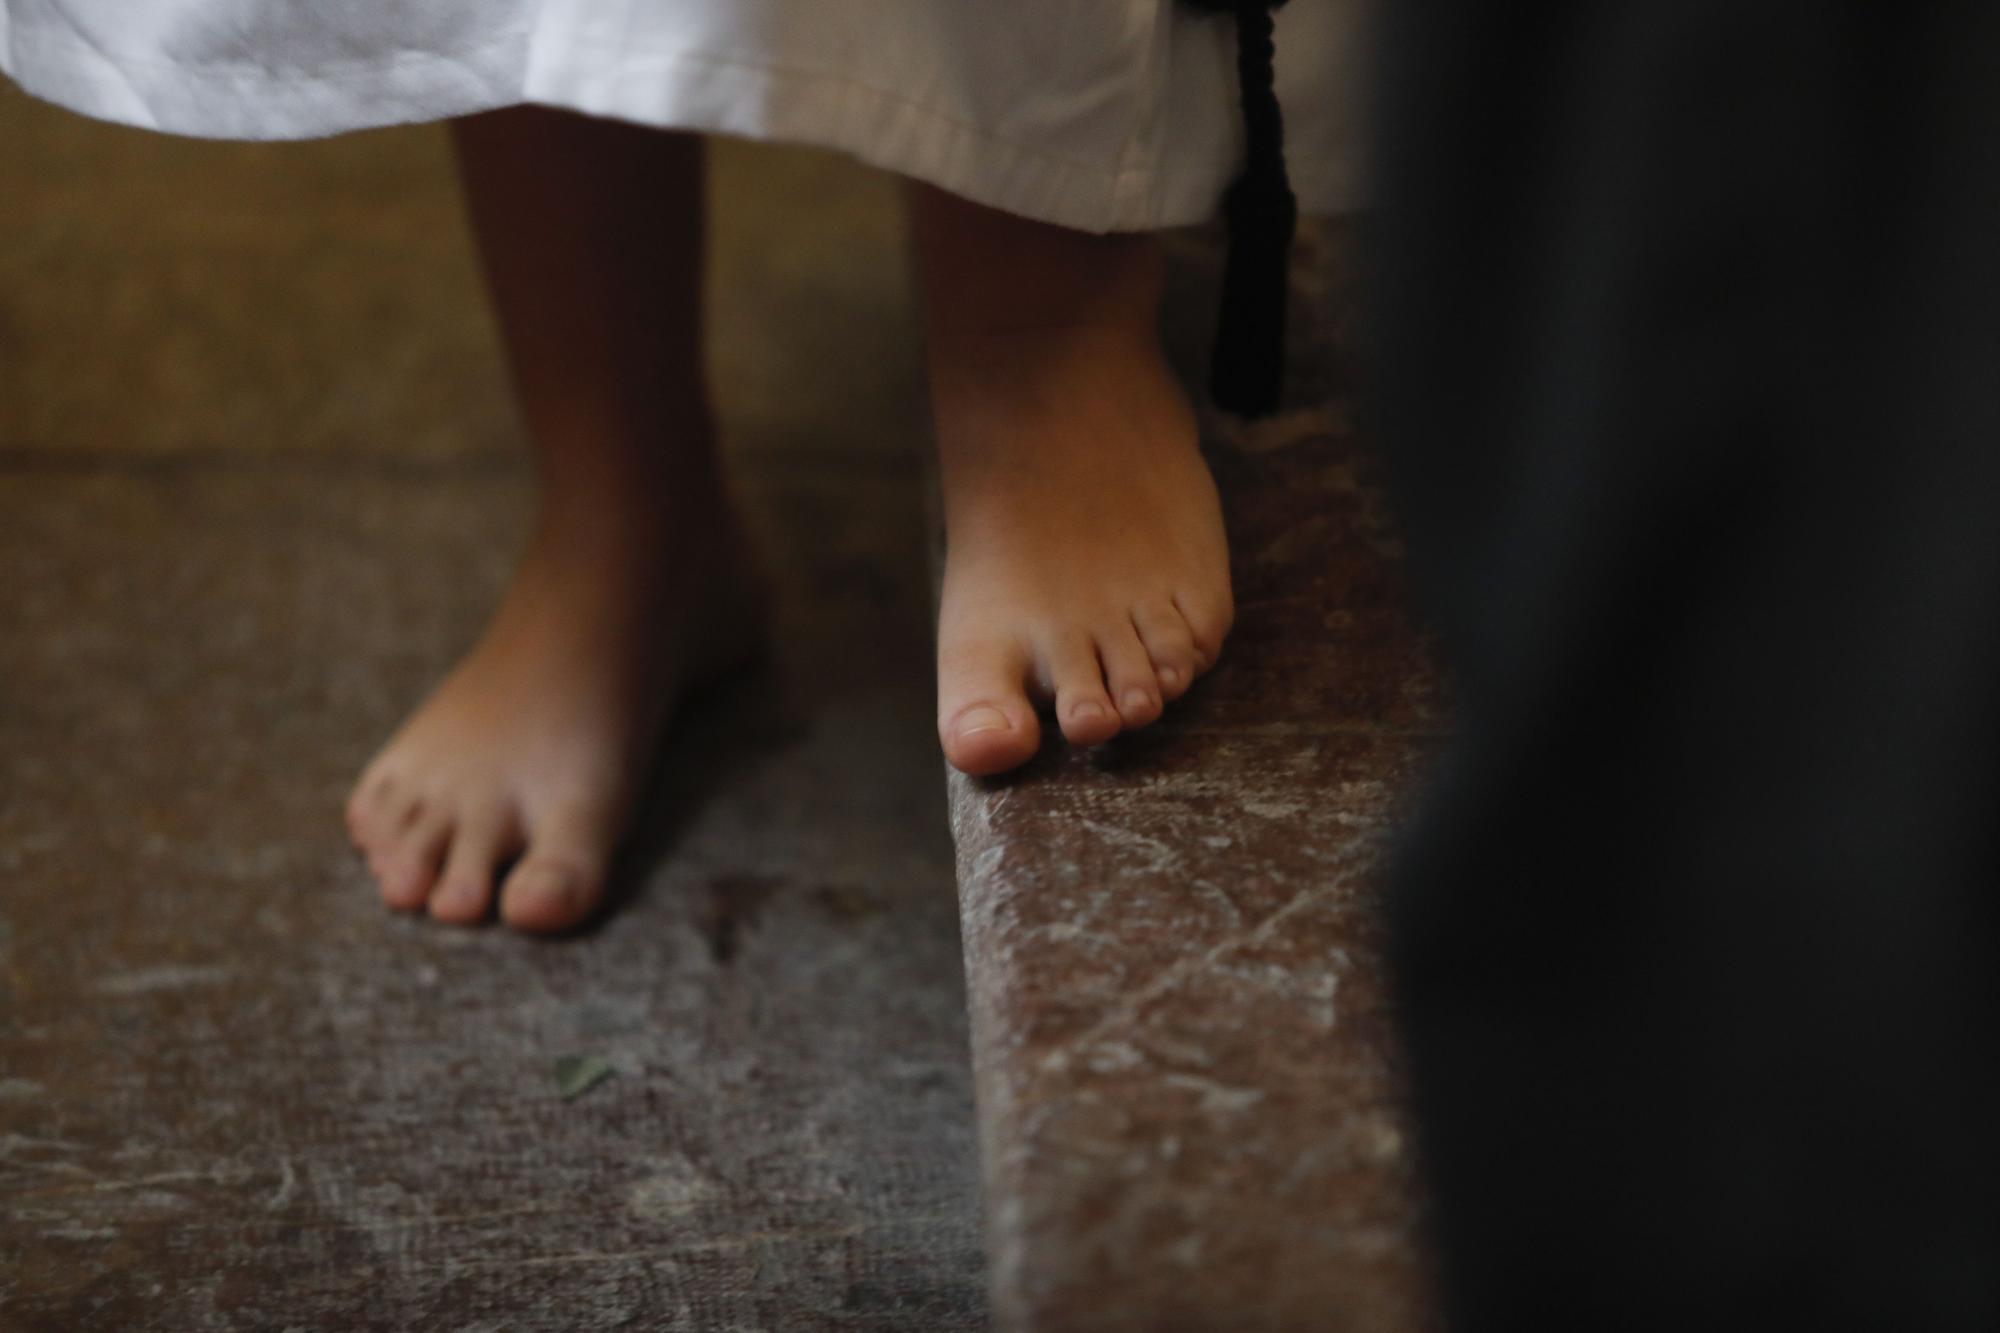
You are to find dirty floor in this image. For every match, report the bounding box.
[0,89,985,1329]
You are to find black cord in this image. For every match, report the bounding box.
[1183,0,1296,417]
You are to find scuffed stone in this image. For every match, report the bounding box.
[947,222,1442,1332]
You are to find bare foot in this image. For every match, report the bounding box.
[919,193,1232,777]
[344,467,764,932]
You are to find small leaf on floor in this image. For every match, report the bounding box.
[552,1054,615,1100]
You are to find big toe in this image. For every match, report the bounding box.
[499,802,619,934]
[937,638,1042,776]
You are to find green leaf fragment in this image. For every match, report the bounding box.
[553,1054,616,1100]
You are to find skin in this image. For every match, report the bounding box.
[912,183,1233,776]
[345,108,1232,931]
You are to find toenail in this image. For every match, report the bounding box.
[955,707,1010,738]
[523,867,573,902]
[1122,688,1154,713]
[1072,700,1106,721]
[1159,666,1184,691]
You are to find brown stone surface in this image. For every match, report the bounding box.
[0,87,982,1329]
[948,226,1443,1331]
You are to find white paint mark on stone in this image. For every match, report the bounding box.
[1136,1034,1217,1071]
[971,844,1008,881]
[1161,1072,1267,1116]
[627,1153,717,1221]
[125,1190,195,1212]
[93,1167,248,1194]
[1030,880,1341,1076]
[1357,1118,1404,1166]
[1029,920,1120,951]
[267,1156,297,1210]
[0,1133,85,1159]
[1076,819,1180,876]
[1081,1042,1144,1074]
[43,1225,119,1241]
[1240,798,1307,821]
[1186,878,1246,927]
[1294,970,1340,1031]
[95,964,232,996]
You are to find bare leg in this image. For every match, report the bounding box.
[913,185,1232,776]
[345,108,762,932]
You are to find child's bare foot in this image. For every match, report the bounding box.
[345,465,763,931]
[916,189,1232,777]
[344,110,761,931]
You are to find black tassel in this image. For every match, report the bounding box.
[1184,0,1296,418]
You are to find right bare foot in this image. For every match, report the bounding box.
[344,457,764,933]
[914,186,1233,778]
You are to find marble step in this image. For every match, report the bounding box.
[944,225,1443,1331]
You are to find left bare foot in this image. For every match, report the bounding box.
[344,447,765,933]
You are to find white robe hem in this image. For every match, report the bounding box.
[0,17,1357,232]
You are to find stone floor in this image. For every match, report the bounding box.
[0,77,1438,1333]
[0,88,984,1330]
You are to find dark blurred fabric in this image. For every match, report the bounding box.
[1366,4,2000,1328]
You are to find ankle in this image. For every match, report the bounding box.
[913,184,1164,345]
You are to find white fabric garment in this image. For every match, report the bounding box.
[0,0,1362,231]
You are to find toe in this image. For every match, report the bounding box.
[374,805,452,911]
[1044,632,1121,746]
[937,636,1042,776]
[1175,590,1234,673]
[427,803,522,925]
[1132,599,1202,700]
[500,800,619,934]
[1097,623,1163,729]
